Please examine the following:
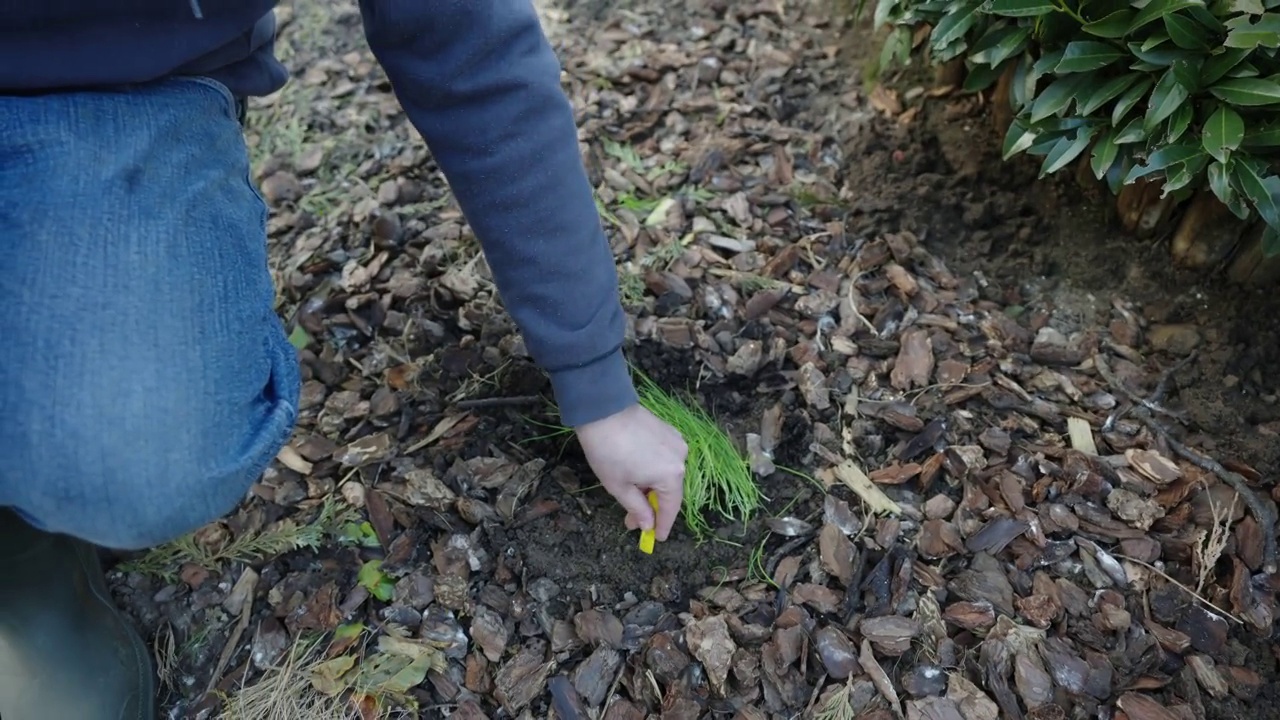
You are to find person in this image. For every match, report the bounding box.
[0,1,688,717]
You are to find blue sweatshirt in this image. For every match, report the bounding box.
[0,0,637,428]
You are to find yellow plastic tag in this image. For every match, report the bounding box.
[638,491,660,554]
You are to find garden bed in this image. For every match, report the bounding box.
[103,0,1280,718]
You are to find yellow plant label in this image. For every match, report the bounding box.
[638,491,660,554]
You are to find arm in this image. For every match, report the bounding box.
[356,0,636,427]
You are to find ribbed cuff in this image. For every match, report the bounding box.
[549,349,639,427]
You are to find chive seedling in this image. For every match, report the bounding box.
[632,371,761,539]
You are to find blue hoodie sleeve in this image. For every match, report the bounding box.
[356,0,638,427]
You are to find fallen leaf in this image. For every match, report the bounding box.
[833,460,902,515]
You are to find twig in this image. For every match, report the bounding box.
[1116,554,1243,624]
[453,395,543,410]
[1139,417,1277,574]
[1092,352,1276,574]
[765,533,814,580]
[1150,351,1198,404]
[1094,354,1188,428]
[844,275,880,338]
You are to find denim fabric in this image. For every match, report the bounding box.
[0,76,300,550]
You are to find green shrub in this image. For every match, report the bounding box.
[869,0,1280,252]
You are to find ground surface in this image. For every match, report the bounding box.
[106,0,1280,718]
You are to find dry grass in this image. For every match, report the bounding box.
[216,636,379,720]
[810,679,858,720]
[1194,484,1239,594]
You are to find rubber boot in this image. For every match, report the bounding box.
[0,509,155,720]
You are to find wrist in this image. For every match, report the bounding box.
[548,349,638,427]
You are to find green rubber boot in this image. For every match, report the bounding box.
[0,509,155,720]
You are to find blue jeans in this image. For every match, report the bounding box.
[0,77,301,550]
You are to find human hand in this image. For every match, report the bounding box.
[575,403,687,542]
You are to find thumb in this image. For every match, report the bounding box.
[614,486,655,532]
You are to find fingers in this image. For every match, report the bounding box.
[614,485,656,532]
[653,475,683,542]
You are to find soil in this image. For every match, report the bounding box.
[832,21,1280,719]
[854,77,1280,480]
[99,0,1280,718]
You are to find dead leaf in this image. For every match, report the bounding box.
[833,460,902,515]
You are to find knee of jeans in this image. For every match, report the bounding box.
[26,402,297,551]
[7,355,300,551]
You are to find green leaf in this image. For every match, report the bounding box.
[1141,33,1171,53]
[1203,105,1245,162]
[984,0,1058,15]
[1091,127,1121,179]
[931,0,983,48]
[970,25,1031,66]
[375,648,440,695]
[1163,13,1211,49]
[1227,61,1261,79]
[288,325,312,350]
[1161,166,1194,196]
[963,61,1007,91]
[1262,225,1280,258]
[1056,40,1128,72]
[1166,102,1194,142]
[1002,117,1039,159]
[1030,75,1090,122]
[874,0,900,29]
[1128,37,1196,66]
[1186,5,1225,33]
[1171,58,1203,91]
[1111,76,1155,125]
[1243,121,1280,147]
[1132,0,1204,33]
[1183,151,1211,177]
[1041,126,1100,176]
[1106,154,1134,194]
[1034,117,1091,133]
[1124,143,1203,183]
[933,36,970,63]
[1083,9,1136,37]
[1144,67,1191,133]
[1232,156,1280,227]
[1207,159,1239,210]
[1026,131,1066,157]
[1030,49,1066,81]
[1211,78,1280,106]
[878,26,912,72]
[1114,115,1148,143]
[1224,12,1280,49]
[1079,73,1142,115]
[1010,54,1033,110]
[1201,48,1249,85]
[357,560,395,602]
[334,622,365,641]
